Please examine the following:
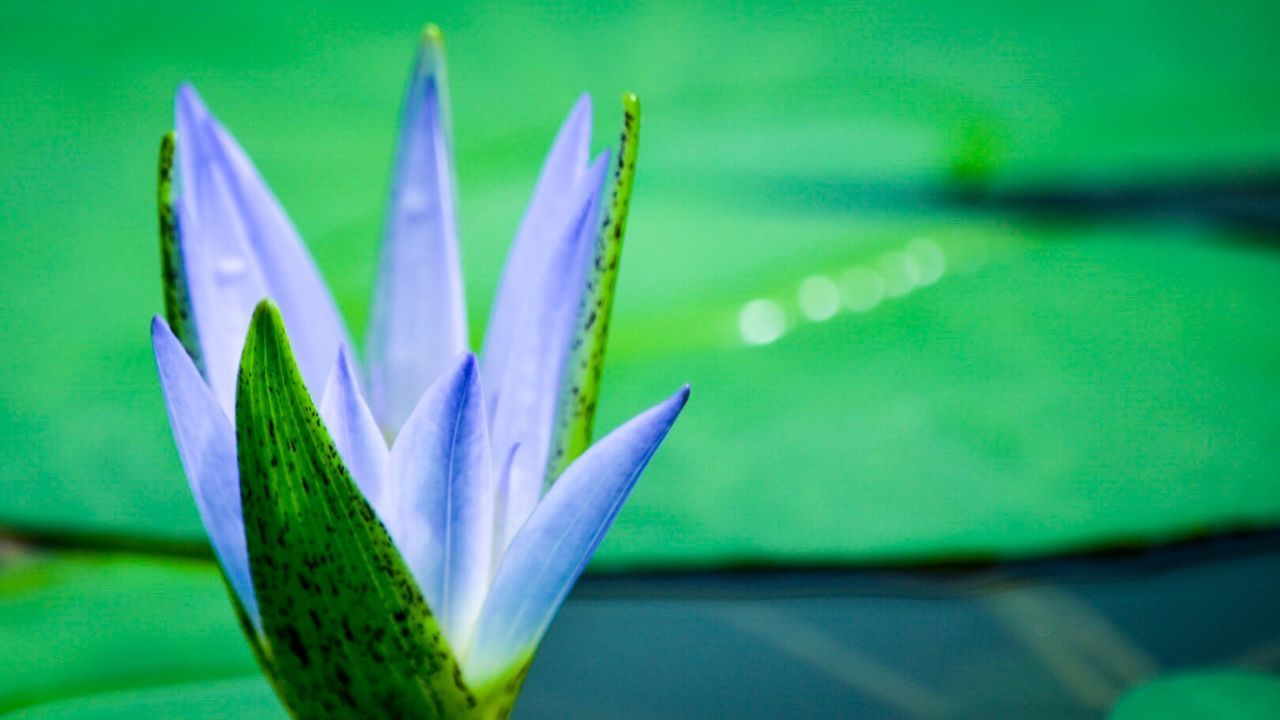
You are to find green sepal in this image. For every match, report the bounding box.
[547,93,641,479]
[157,131,202,369]
[469,661,533,720]
[221,575,287,704]
[235,301,477,719]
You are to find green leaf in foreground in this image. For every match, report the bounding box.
[235,300,474,718]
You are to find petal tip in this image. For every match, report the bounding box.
[589,147,612,177]
[335,342,360,379]
[426,351,480,404]
[414,24,447,76]
[421,22,444,48]
[174,83,211,166]
[150,316,178,358]
[175,81,206,115]
[571,92,593,120]
[667,384,691,416]
[455,351,480,382]
[644,385,690,431]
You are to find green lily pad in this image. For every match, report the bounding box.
[4,219,1279,568]
[0,553,255,714]
[592,224,1280,567]
[5,677,282,720]
[1110,670,1280,720]
[2,0,1280,566]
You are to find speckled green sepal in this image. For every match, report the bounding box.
[235,301,477,719]
[548,93,641,478]
[469,660,534,720]
[157,131,202,369]
[223,575,287,701]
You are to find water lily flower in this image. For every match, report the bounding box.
[150,26,687,716]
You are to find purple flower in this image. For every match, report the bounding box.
[150,26,687,703]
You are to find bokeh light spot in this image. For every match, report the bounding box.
[905,237,946,286]
[840,266,885,313]
[738,299,787,345]
[876,251,921,298]
[797,275,840,322]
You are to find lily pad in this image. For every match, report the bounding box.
[0,553,254,714]
[5,677,282,720]
[2,0,1280,567]
[597,222,1280,567]
[4,219,1280,568]
[1110,670,1280,720]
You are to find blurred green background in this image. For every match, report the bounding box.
[2,0,1279,715]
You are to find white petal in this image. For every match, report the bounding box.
[366,36,468,436]
[482,95,593,415]
[175,84,349,417]
[490,151,611,550]
[151,316,258,626]
[319,345,389,514]
[466,386,689,684]
[386,353,494,651]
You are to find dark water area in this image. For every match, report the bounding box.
[522,533,1280,719]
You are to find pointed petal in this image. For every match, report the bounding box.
[467,386,689,685]
[387,353,494,651]
[490,441,520,572]
[482,94,593,403]
[547,93,643,477]
[151,316,257,626]
[319,345,389,513]
[490,151,610,550]
[366,30,468,436]
[174,87,269,417]
[236,301,474,716]
[174,84,349,417]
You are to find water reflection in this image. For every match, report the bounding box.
[521,536,1280,719]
